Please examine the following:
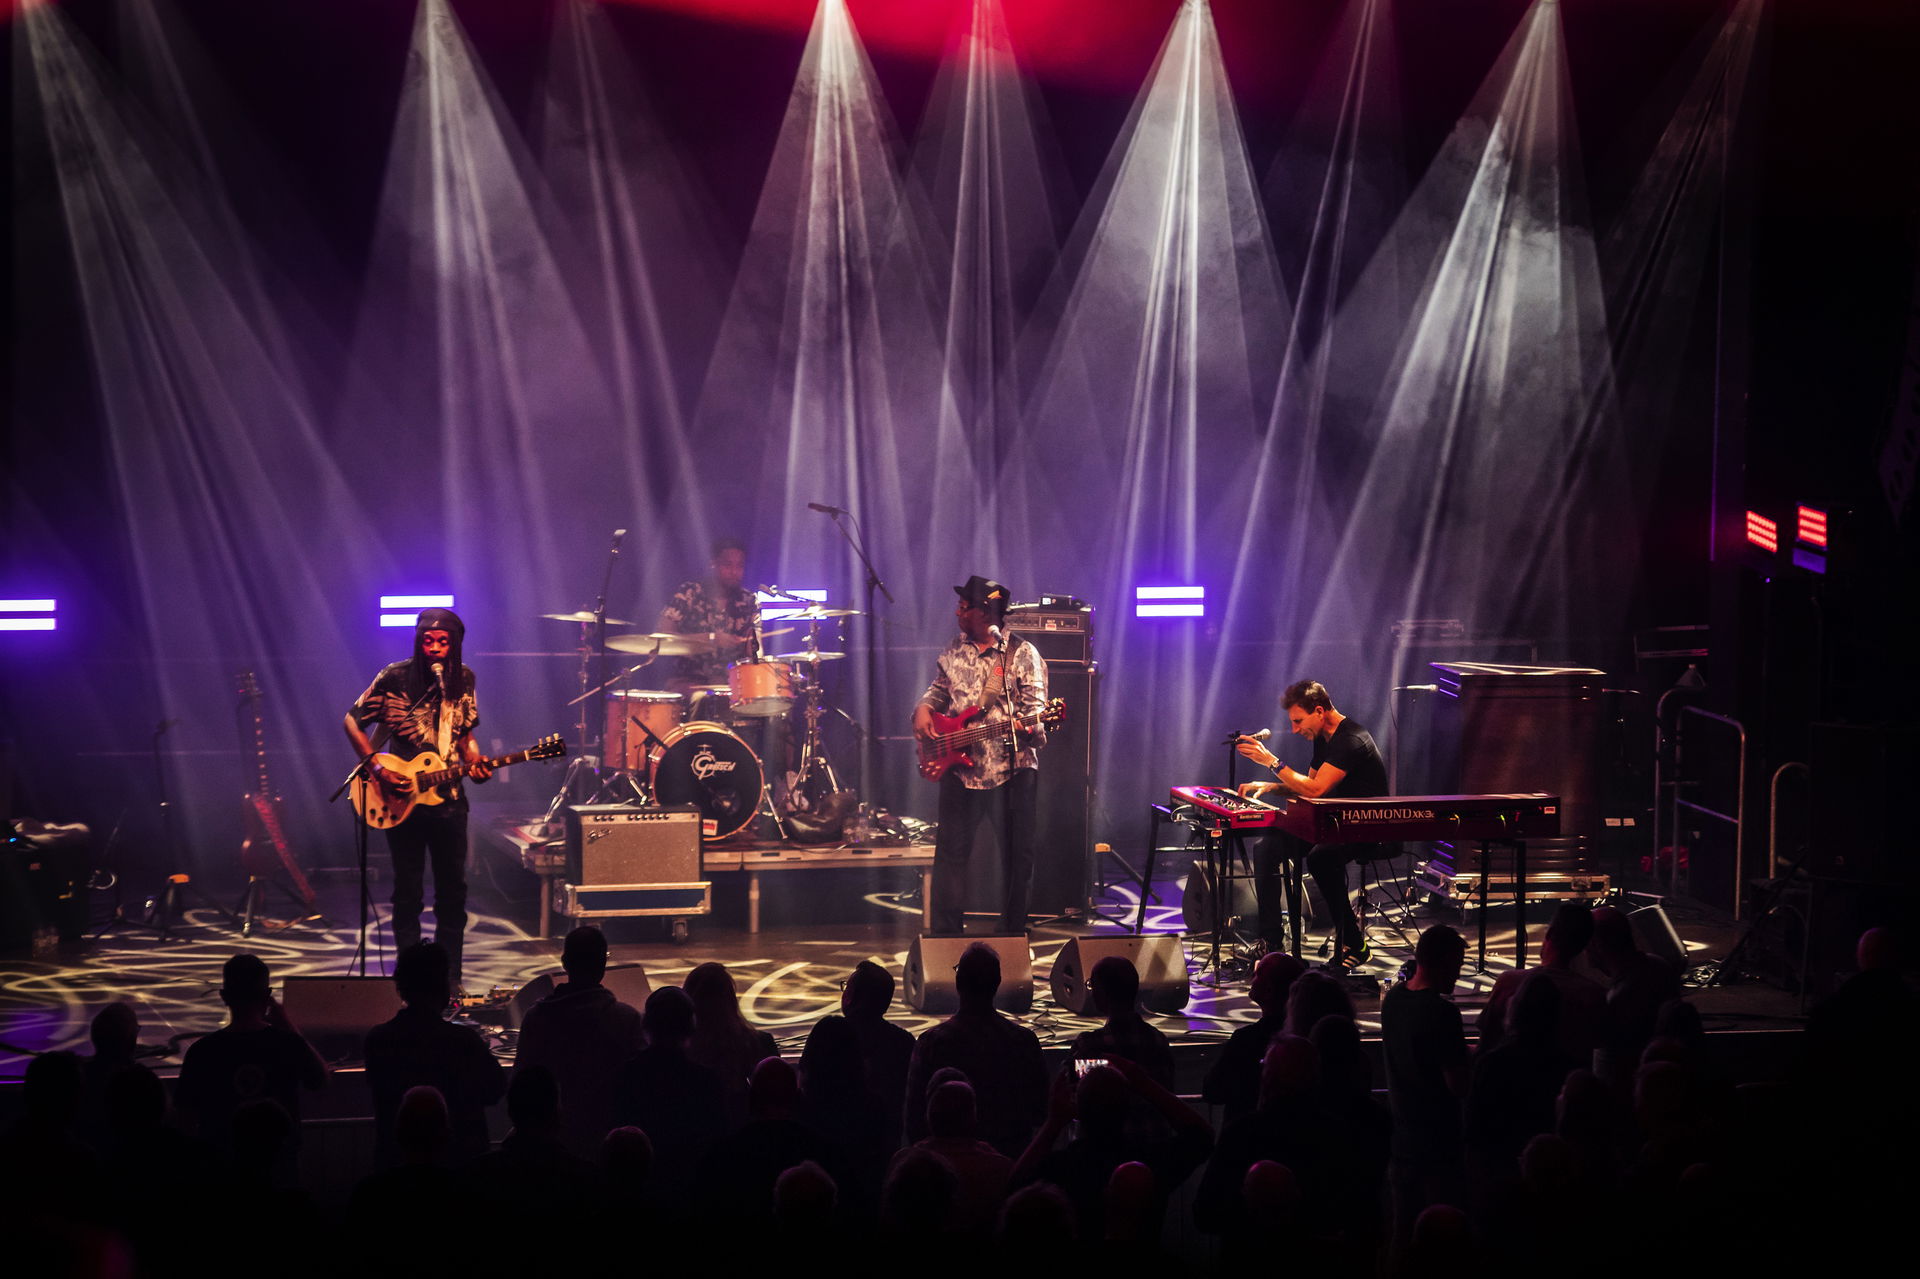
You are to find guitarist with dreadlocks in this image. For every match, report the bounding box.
[344,607,491,989]
[912,576,1051,937]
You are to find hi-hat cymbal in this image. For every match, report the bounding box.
[605,632,717,656]
[772,650,847,663]
[783,605,863,620]
[540,610,636,626]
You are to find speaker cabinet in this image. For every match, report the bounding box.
[1033,661,1097,917]
[507,962,651,1029]
[279,976,402,1062]
[903,934,1033,1015]
[1048,934,1189,1015]
[1627,903,1687,969]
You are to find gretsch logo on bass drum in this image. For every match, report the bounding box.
[691,747,737,780]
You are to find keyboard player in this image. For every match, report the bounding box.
[1235,680,1389,970]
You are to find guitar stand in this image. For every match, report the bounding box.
[233,875,326,938]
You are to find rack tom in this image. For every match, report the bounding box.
[727,659,793,718]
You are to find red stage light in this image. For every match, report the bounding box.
[1795,504,1828,548]
[1744,510,1778,553]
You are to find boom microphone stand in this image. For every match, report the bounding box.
[813,504,893,804]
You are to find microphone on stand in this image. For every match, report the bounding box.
[1221,727,1272,745]
[431,662,448,698]
[807,502,847,516]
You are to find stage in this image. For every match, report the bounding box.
[0,841,1805,1087]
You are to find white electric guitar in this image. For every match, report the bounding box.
[351,734,566,829]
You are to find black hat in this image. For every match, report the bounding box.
[954,575,1011,616]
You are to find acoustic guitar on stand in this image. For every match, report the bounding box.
[918,699,1066,781]
[352,735,566,829]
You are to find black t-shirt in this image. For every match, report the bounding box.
[1311,718,1387,798]
[176,1025,325,1147]
[1380,983,1467,1163]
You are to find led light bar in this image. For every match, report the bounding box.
[0,599,57,632]
[1136,585,1204,618]
[1744,511,1778,554]
[1795,505,1828,548]
[380,593,455,627]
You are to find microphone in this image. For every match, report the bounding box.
[610,527,628,548]
[807,502,846,516]
[431,662,447,697]
[1220,727,1273,745]
[988,624,1004,640]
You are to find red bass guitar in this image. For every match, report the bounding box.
[918,699,1066,781]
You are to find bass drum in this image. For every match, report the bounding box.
[649,722,765,842]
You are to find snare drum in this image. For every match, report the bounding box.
[605,690,685,771]
[728,659,794,718]
[649,722,765,841]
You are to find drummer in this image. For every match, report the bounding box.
[656,537,759,690]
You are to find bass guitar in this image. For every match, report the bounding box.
[918,699,1066,782]
[236,672,318,914]
[352,734,566,829]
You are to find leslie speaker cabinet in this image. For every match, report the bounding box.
[560,804,709,922]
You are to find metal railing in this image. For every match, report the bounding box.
[1662,705,1748,919]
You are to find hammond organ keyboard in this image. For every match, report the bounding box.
[1168,787,1561,967]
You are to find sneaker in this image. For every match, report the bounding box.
[1330,941,1372,972]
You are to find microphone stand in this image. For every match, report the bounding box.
[331,745,382,975]
[823,508,893,804]
[593,530,626,760]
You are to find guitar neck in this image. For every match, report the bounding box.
[937,710,1050,752]
[415,746,535,788]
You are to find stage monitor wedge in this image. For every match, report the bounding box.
[904,934,1033,1015]
[1048,934,1189,1015]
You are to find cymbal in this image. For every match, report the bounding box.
[783,605,863,620]
[540,611,636,626]
[605,632,717,656]
[772,650,846,663]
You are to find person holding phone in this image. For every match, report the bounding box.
[175,953,327,1154]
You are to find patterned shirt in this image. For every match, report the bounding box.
[917,633,1049,790]
[657,579,758,684]
[349,662,480,804]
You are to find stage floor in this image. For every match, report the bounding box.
[0,846,1807,1085]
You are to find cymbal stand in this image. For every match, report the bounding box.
[789,634,843,811]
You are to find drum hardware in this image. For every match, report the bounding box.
[779,604,864,621]
[770,650,847,663]
[605,632,722,657]
[540,611,636,627]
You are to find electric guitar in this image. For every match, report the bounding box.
[351,734,566,829]
[236,672,318,911]
[918,699,1066,781]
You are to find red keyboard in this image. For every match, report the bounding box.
[1169,786,1286,828]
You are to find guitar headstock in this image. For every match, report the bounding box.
[528,733,567,762]
[1042,697,1067,726]
[236,670,261,701]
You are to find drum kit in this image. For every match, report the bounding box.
[537,598,864,842]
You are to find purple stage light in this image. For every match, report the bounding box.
[0,599,58,631]
[1135,585,1203,618]
[380,593,455,627]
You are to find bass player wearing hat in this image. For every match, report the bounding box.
[912,576,1049,936]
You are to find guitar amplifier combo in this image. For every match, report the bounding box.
[560,804,709,920]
